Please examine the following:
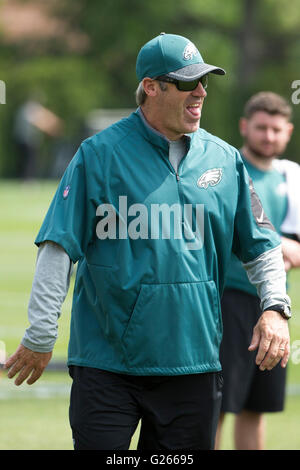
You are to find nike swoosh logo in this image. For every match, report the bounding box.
[257,210,264,223]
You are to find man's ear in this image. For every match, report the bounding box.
[239,117,248,137]
[142,78,159,97]
[287,122,294,139]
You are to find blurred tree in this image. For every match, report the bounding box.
[26,0,300,151]
[0,0,299,177]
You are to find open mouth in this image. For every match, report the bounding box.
[186,103,201,118]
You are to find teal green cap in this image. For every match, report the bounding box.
[136,33,225,82]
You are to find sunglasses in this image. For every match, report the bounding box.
[155,74,208,92]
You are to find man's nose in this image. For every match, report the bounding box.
[192,81,207,97]
[265,129,276,142]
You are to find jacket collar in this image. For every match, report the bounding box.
[134,107,192,152]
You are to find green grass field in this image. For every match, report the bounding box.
[0,180,300,450]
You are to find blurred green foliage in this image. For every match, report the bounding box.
[0,0,300,177]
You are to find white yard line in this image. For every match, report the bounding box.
[0,379,71,399]
[0,378,299,400]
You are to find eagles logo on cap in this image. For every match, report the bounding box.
[183,43,199,61]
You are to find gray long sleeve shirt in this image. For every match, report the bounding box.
[21,241,73,352]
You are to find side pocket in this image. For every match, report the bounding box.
[122,280,222,373]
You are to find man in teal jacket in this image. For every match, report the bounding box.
[5,34,291,450]
[216,92,300,450]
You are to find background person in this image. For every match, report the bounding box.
[5,35,291,451]
[216,91,300,450]
[13,96,63,180]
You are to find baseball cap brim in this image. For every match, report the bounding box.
[167,63,226,81]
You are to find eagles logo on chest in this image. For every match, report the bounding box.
[197,168,223,189]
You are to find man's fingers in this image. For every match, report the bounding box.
[4,352,19,370]
[6,358,36,386]
[248,326,260,351]
[281,343,290,369]
[14,365,35,386]
[27,368,43,385]
[261,343,284,371]
[8,361,45,386]
[5,344,52,386]
[257,338,289,371]
[4,344,30,371]
[264,344,289,371]
[6,358,25,379]
[255,336,272,367]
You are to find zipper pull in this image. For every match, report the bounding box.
[176,173,180,181]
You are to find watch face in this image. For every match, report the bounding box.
[279,305,291,318]
[283,305,292,318]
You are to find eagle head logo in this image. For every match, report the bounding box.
[183,42,198,61]
[197,168,223,189]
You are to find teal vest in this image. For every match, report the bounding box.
[35,110,280,375]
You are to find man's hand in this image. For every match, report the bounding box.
[4,344,52,386]
[248,310,290,371]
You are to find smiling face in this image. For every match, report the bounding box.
[141,78,207,140]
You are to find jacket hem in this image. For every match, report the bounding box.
[67,358,222,376]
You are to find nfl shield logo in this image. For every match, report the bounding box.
[63,185,70,199]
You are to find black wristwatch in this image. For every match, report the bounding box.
[264,304,292,320]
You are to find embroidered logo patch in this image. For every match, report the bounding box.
[63,185,70,199]
[183,42,198,61]
[197,168,223,189]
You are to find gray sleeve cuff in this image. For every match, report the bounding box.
[21,241,73,352]
[243,245,291,311]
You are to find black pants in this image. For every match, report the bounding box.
[69,366,223,450]
[220,289,287,413]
